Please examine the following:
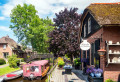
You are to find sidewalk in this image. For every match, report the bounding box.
[50,66,88,82]
[0,64,9,68]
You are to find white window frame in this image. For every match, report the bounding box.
[88,17,91,34]
[3,45,6,49]
[84,24,86,37]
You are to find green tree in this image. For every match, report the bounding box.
[10,4,54,53]
[10,3,38,42]
[20,40,27,50]
[28,17,54,53]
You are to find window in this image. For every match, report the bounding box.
[88,17,91,34]
[3,52,9,58]
[3,45,6,49]
[84,24,86,37]
[41,66,44,73]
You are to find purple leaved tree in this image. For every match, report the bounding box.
[48,8,81,62]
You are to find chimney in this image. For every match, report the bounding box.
[6,35,9,38]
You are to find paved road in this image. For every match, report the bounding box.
[0,64,9,68]
[50,66,88,82]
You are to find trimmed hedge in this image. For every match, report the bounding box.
[0,58,6,65]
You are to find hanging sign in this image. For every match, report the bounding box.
[80,40,91,50]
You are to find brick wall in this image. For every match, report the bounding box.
[87,26,120,82]
[0,44,13,58]
[104,71,120,82]
[102,26,120,82]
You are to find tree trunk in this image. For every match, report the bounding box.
[72,54,74,64]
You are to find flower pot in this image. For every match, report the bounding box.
[95,73,101,77]
[90,73,94,77]
[59,65,63,68]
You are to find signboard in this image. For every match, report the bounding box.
[80,40,91,50]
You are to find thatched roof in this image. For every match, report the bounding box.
[0,35,17,48]
[82,2,120,26]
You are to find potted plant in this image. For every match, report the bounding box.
[74,58,81,69]
[86,66,95,77]
[58,60,65,68]
[93,68,103,77]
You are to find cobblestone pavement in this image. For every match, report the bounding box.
[50,66,88,82]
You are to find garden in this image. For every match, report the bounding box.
[0,54,24,76]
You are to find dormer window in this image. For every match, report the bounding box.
[88,17,91,34]
[84,24,86,37]
[3,45,6,49]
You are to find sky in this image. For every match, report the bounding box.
[0,0,120,43]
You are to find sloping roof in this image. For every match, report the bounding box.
[82,2,120,26]
[32,60,48,65]
[0,35,17,48]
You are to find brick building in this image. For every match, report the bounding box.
[0,35,27,59]
[79,2,120,82]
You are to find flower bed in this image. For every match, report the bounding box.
[86,66,103,77]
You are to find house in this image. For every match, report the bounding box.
[79,2,120,81]
[0,35,26,59]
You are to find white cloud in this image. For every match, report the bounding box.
[0,0,120,19]
[0,26,10,31]
[0,17,5,20]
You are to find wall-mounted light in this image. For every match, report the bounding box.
[98,48,106,56]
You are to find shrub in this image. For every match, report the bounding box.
[17,58,24,63]
[8,54,18,68]
[74,58,81,66]
[57,57,63,61]
[58,60,65,67]
[0,58,6,65]
[105,79,114,82]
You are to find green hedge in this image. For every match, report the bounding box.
[8,54,18,68]
[0,58,6,65]
[105,79,114,82]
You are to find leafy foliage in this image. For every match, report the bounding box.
[58,60,65,67]
[0,58,6,65]
[57,57,65,67]
[48,8,81,60]
[74,58,81,66]
[57,57,64,61]
[10,3,38,42]
[28,17,54,53]
[20,40,27,50]
[105,79,114,82]
[8,54,18,68]
[10,4,54,53]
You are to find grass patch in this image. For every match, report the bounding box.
[0,66,20,76]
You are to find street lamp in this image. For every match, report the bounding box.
[98,48,106,56]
